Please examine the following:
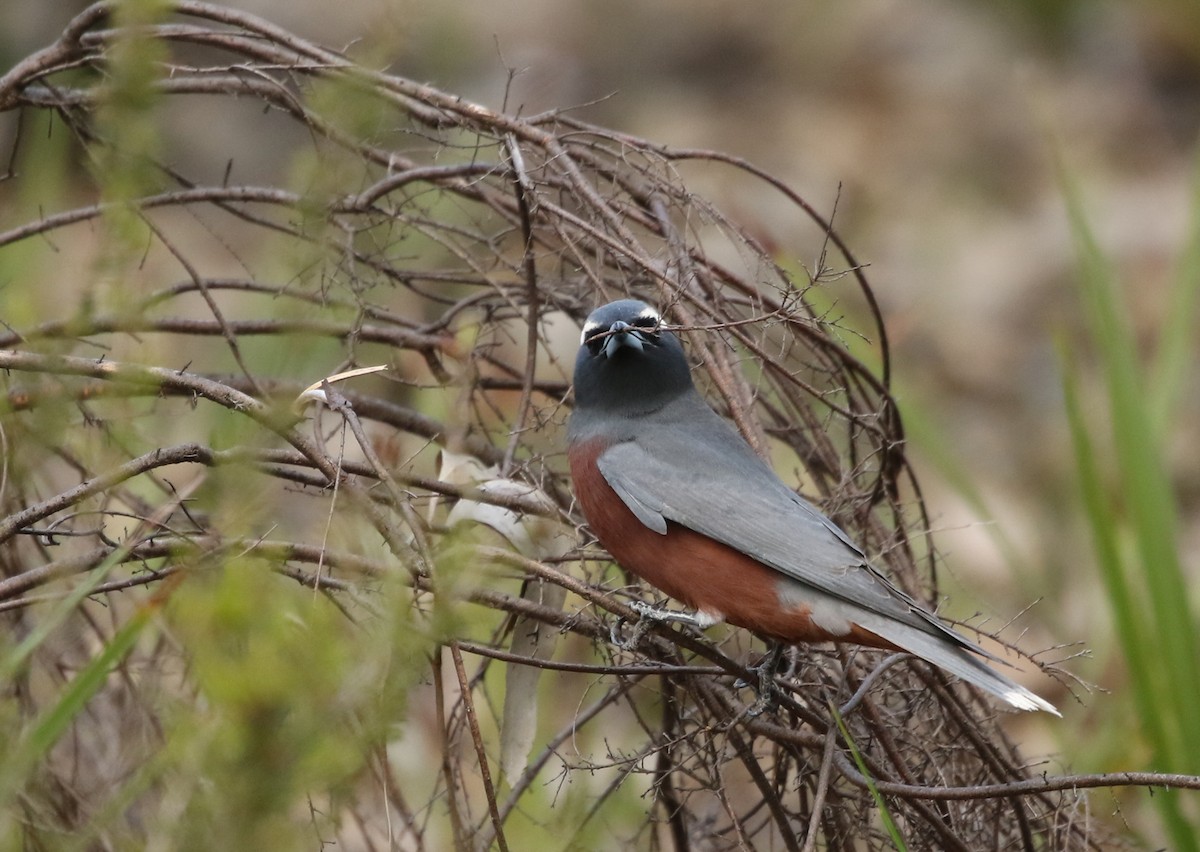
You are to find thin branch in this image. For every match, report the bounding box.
[501,133,541,475]
[449,641,509,852]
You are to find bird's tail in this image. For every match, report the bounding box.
[860,618,1060,715]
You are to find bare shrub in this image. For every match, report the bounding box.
[2,3,1175,849]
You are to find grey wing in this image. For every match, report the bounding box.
[596,429,972,643]
[595,413,1057,714]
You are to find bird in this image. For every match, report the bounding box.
[567,298,1058,715]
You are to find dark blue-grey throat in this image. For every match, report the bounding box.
[572,300,695,415]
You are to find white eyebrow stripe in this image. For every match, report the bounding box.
[580,320,602,344]
[580,304,664,344]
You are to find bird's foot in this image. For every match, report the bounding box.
[737,643,786,717]
[609,612,652,650]
[610,601,719,651]
[629,600,721,629]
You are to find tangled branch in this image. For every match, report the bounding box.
[0,3,1179,848]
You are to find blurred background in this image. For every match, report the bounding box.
[3,0,1198,845]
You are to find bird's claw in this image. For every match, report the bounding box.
[609,613,652,651]
[610,601,711,651]
[736,643,786,716]
[745,678,780,717]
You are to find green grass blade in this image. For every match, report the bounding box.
[1062,177,1200,746]
[0,478,200,684]
[0,552,123,685]
[1059,162,1200,850]
[0,596,159,809]
[831,702,908,851]
[1058,343,1151,703]
[1149,158,1200,428]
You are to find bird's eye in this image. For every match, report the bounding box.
[631,316,661,335]
[585,331,606,354]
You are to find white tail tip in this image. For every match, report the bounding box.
[1004,687,1060,716]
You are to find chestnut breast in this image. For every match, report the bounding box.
[569,437,894,647]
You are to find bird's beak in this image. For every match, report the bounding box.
[601,321,644,359]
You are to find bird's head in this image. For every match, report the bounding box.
[572,299,695,415]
